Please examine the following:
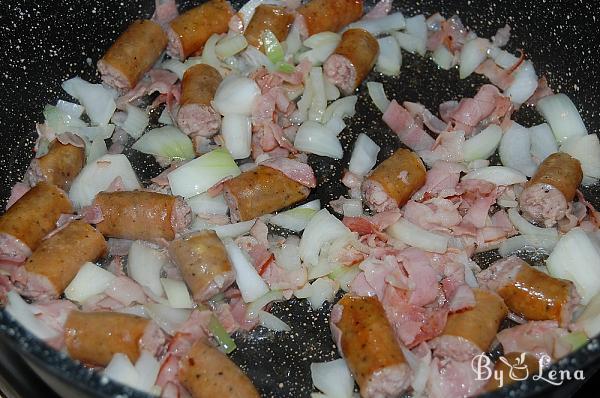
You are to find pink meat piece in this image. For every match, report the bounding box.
[475,59,515,90]
[6,182,31,210]
[360,257,396,300]
[439,100,459,123]
[451,84,505,133]
[383,100,435,151]
[526,76,553,106]
[419,130,465,166]
[31,299,77,349]
[262,262,307,291]
[404,199,462,232]
[229,295,259,331]
[496,321,571,361]
[214,303,239,334]
[152,0,178,28]
[426,356,488,398]
[104,276,147,306]
[404,101,449,135]
[413,161,466,201]
[235,236,271,272]
[260,157,316,188]
[446,284,475,313]
[363,0,392,19]
[350,271,377,297]
[460,193,497,229]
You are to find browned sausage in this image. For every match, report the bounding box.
[93,191,191,242]
[26,139,85,190]
[178,340,260,398]
[167,0,234,60]
[97,20,168,91]
[168,230,235,302]
[330,295,410,398]
[64,311,151,366]
[176,64,222,137]
[223,165,311,222]
[19,221,106,299]
[324,28,379,95]
[484,352,540,391]
[297,0,364,37]
[362,148,426,212]
[0,182,73,253]
[519,152,583,227]
[477,256,579,327]
[244,5,294,50]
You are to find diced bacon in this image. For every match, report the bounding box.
[413,161,466,201]
[439,101,459,123]
[383,100,435,152]
[360,257,396,300]
[262,262,307,291]
[229,296,260,331]
[260,157,316,188]
[526,76,553,106]
[450,85,506,134]
[363,0,392,19]
[446,284,475,313]
[152,0,179,28]
[460,193,496,229]
[404,102,448,135]
[426,356,487,398]
[496,321,571,360]
[80,204,104,224]
[419,130,465,166]
[350,272,377,297]
[104,276,147,306]
[475,59,515,90]
[404,199,462,232]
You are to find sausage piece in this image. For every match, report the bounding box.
[223,165,311,222]
[244,5,294,50]
[297,0,364,37]
[331,295,410,398]
[168,230,235,302]
[477,256,579,327]
[93,191,191,242]
[25,139,85,190]
[324,28,379,95]
[178,340,260,398]
[519,152,583,227]
[64,311,152,366]
[362,149,427,212]
[0,182,73,258]
[97,20,168,91]
[484,352,540,391]
[18,221,106,300]
[167,0,234,60]
[176,64,222,137]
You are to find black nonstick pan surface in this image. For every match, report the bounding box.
[1,0,599,397]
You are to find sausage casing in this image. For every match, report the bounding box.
[27,140,85,190]
[244,5,294,50]
[297,0,363,36]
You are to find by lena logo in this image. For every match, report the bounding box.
[471,353,585,388]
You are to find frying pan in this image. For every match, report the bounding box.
[0,0,599,397]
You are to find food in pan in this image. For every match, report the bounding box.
[2,1,600,398]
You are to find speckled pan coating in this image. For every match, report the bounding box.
[0,1,599,397]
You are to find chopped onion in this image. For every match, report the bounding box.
[43,105,88,134]
[294,121,344,159]
[432,45,455,70]
[405,15,427,56]
[325,117,346,136]
[386,218,449,254]
[346,12,406,36]
[285,23,302,57]
[342,199,363,217]
[201,33,225,73]
[297,76,313,122]
[561,134,600,181]
[270,199,321,232]
[309,67,327,123]
[546,227,600,304]
[221,114,252,159]
[462,166,527,186]
[575,292,600,338]
[507,208,559,239]
[128,241,166,297]
[349,133,380,176]
[62,76,116,125]
[161,278,193,309]
[158,108,173,125]
[499,122,537,177]
[298,32,341,66]
[367,81,390,113]
[87,138,108,163]
[504,60,538,105]
[213,76,261,116]
[168,148,241,198]
[308,277,339,309]
[113,104,149,139]
[330,265,361,292]
[132,126,194,162]
[294,283,313,299]
[187,193,229,216]
[376,36,402,76]
[75,124,115,142]
[304,32,340,49]
[161,58,187,80]
[208,315,237,353]
[216,34,248,59]
[324,80,340,101]
[529,123,558,163]
[537,93,588,144]
[323,96,358,123]
[498,234,558,257]
[223,238,270,302]
[69,154,141,208]
[262,29,285,65]
[489,47,519,69]
[104,353,139,389]
[56,99,85,118]
[65,262,116,303]
[213,220,256,239]
[247,290,285,318]
[311,359,354,398]
[5,291,59,340]
[274,236,302,270]
[300,209,351,266]
[463,124,502,161]
[134,351,161,393]
[394,32,424,54]
[459,38,490,79]
[258,310,291,332]
[144,303,191,335]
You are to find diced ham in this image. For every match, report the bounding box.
[403,199,462,232]
[496,321,571,361]
[152,0,178,29]
[404,102,448,135]
[413,161,466,201]
[446,284,475,313]
[426,356,487,398]
[526,76,553,106]
[260,157,316,188]
[363,0,392,20]
[383,100,435,152]
[475,59,515,90]
[419,130,465,166]
[104,276,147,306]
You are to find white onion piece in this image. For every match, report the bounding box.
[104,353,139,389]
[299,32,341,66]
[186,193,229,216]
[161,278,193,309]
[247,290,284,318]
[75,124,115,143]
[489,47,519,69]
[463,125,502,161]
[432,45,455,70]
[529,123,558,163]
[62,77,116,125]
[330,265,361,292]
[201,34,225,73]
[499,122,537,177]
[132,126,195,161]
[304,32,340,49]
[325,117,346,136]
[270,199,320,232]
[285,23,302,57]
[134,351,161,393]
[311,359,354,398]
[297,76,313,122]
[158,108,173,125]
[507,208,559,239]
[467,159,490,171]
[258,310,291,332]
[308,277,339,310]
[216,34,248,59]
[65,262,116,303]
[349,133,380,176]
[300,209,351,266]
[575,292,600,338]
[56,100,84,118]
[294,121,344,159]
[116,305,148,318]
[323,96,358,123]
[213,220,256,239]
[342,199,363,217]
[308,253,337,280]
[309,67,327,123]
[546,228,600,304]
[161,59,187,80]
[376,36,402,76]
[394,32,424,54]
[405,15,427,56]
[386,218,449,254]
[324,80,340,101]
[5,291,59,340]
[561,134,600,181]
[87,138,108,163]
[459,38,489,79]
[114,104,149,139]
[537,93,588,144]
[144,303,191,335]
[168,148,241,198]
[223,238,270,302]
[128,241,166,297]
[221,114,252,159]
[504,60,538,105]
[294,283,313,299]
[213,76,261,116]
[367,81,390,113]
[274,236,302,270]
[462,165,527,186]
[498,234,558,257]
[346,12,406,36]
[69,154,141,208]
